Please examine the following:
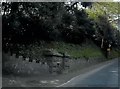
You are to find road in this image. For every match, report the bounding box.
[0,52,2,88]
[58,58,119,87]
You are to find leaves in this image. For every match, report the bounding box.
[2,2,120,51]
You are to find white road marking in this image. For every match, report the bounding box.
[110,71,117,73]
[57,60,116,87]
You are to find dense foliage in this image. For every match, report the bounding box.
[2,2,94,45]
[2,2,120,55]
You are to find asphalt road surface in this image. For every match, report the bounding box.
[0,52,2,88]
[58,58,119,87]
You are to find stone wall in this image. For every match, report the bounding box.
[2,51,106,76]
[2,52,49,76]
[2,50,70,75]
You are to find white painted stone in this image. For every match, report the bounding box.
[32,59,36,63]
[25,58,29,61]
[18,56,23,60]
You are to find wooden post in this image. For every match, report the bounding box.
[107,44,111,58]
[101,38,104,48]
[62,53,65,70]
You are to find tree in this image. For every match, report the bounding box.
[2,2,65,44]
[85,2,119,46]
[86,2,119,32]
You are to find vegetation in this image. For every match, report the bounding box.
[2,2,120,59]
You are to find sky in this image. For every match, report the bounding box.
[113,0,120,1]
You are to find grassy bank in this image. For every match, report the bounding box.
[15,41,105,59]
[110,48,120,59]
[52,41,104,58]
[6,40,119,60]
